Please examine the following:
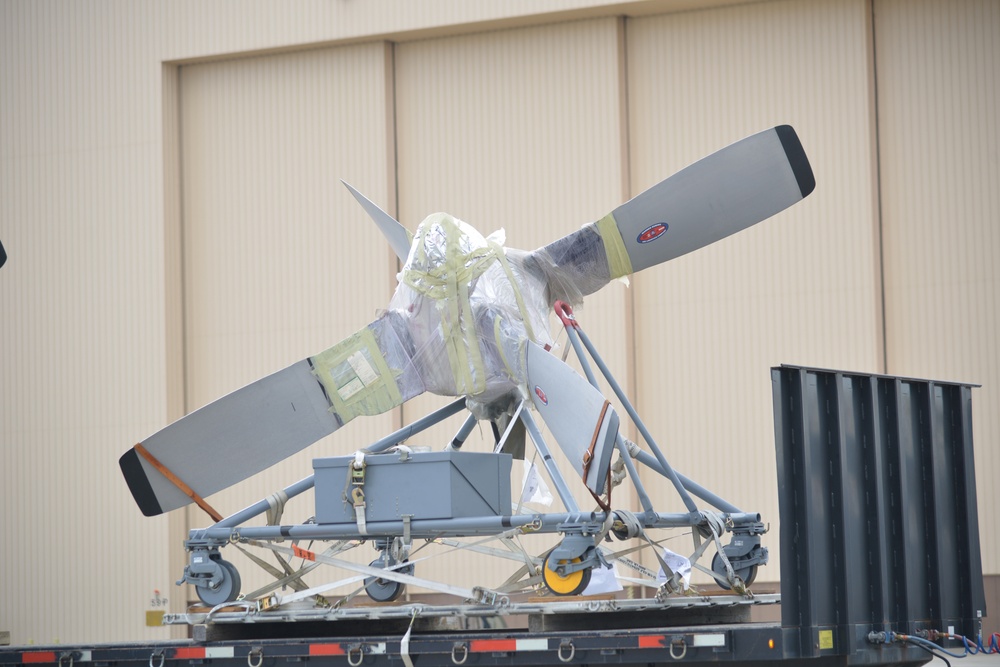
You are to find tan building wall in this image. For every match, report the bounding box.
[628,0,884,573]
[1,0,997,644]
[875,0,1000,576]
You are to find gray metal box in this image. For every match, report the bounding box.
[313,450,512,525]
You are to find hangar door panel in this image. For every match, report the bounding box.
[875,0,1000,572]
[178,44,399,595]
[627,0,883,581]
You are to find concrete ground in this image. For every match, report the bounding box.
[925,647,999,667]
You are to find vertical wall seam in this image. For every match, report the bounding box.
[388,39,404,433]
[619,15,639,448]
[177,65,190,417]
[870,0,889,374]
[176,60,192,611]
[163,60,192,624]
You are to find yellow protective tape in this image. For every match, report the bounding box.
[595,213,633,280]
[401,214,496,395]
[489,240,536,343]
[401,215,495,299]
[311,327,402,423]
[493,316,517,380]
[446,277,479,395]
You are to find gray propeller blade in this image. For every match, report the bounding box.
[342,181,412,262]
[533,125,814,300]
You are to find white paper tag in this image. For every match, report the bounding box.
[337,377,365,400]
[519,461,553,506]
[656,548,692,590]
[583,562,623,595]
[348,351,379,386]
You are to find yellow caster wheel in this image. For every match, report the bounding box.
[542,555,592,596]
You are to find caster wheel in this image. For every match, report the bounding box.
[712,552,757,590]
[364,559,412,602]
[196,559,241,606]
[542,555,592,596]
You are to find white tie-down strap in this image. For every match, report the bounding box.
[351,485,368,536]
[349,451,368,535]
[400,609,418,667]
[265,490,288,527]
[257,541,497,607]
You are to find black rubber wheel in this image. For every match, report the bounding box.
[196,559,241,606]
[711,552,757,590]
[365,559,411,603]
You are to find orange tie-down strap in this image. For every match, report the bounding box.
[582,400,613,513]
[133,443,223,522]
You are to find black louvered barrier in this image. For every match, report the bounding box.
[772,365,987,660]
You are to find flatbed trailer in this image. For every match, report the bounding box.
[3,613,990,667]
[1,366,989,667]
[0,621,936,667]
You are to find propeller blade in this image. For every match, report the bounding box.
[0,239,6,269]
[525,342,619,496]
[120,314,423,516]
[534,125,814,299]
[342,181,412,262]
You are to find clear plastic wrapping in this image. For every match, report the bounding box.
[367,212,617,412]
[526,223,613,305]
[376,213,551,407]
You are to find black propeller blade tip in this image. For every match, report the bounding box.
[0,240,6,269]
[775,125,816,198]
[119,448,165,517]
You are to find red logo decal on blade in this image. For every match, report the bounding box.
[637,222,668,244]
[534,386,548,405]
